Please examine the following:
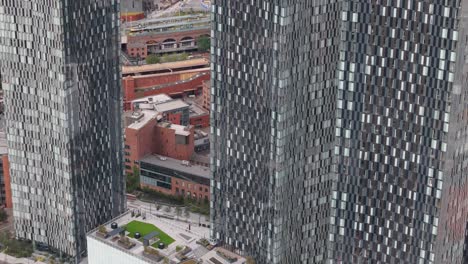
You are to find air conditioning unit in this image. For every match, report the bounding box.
[159,156,167,161]
[181,160,190,166]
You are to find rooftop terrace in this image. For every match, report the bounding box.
[88,211,245,264]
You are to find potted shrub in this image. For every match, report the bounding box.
[96,225,109,238]
[216,250,237,263]
[142,246,163,262]
[117,236,136,249]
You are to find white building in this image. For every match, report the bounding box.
[87,211,246,264]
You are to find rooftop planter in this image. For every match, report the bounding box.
[216,251,237,263]
[96,225,109,239]
[118,236,136,249]
[176,246,193,261]
[142,246,163,262]
[196,238,209,247]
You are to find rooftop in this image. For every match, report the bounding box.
[132,94,189,114]
[158,122,191,136]
[140,155,209,179]
[127,110,160,130]
[122,58,209,75]
[87,210,249,264]
[154,100,189,113]
[132,94,173,105]
[188,102,207,117]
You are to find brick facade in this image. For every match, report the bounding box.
[2,155,11,208]
[153,124,194,161]
[202,80,210,110]
[124,119,194,173]
[190,114,209,128]
[141,177,210,201]
[126,29,209,58]
[123,68,209,110]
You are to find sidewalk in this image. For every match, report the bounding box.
[0,252,46,264]
[128,199,210,226]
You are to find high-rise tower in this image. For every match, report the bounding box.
[0,0,125,261]
[211,0,468,263]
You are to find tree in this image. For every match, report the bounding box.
[184,207,190,218]
[98,225,107,234]
[126,166,141,193]
[156,204,161,211]
[197,36,210,52]
[175,207,182,219]
[0,208,7,222]
[146,54,160,64]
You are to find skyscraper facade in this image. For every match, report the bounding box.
[211,0,468,263]
[0,0,125,261]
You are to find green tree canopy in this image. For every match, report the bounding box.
[146,54,160,64]
[197,36,210,52]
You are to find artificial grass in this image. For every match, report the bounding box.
[125,220,175,246]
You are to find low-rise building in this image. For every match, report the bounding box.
[139,155,210,201]
[87,211,246,264]
[124,110,194,173]
[122,60,210,110]
[202,80,210,110]
[131,94,209,128]
[122,14,210,58]
[0,128,11,208]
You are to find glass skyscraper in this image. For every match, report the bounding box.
[0,0,125,261]
[211,0,468,263]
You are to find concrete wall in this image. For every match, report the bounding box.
[87,236,149,264]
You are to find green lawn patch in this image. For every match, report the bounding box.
[125,221,175,246]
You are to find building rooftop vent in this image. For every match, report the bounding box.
[181,160,190,166]
[159,156,167,161]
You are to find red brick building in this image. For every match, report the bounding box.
[0,130,11,208]
[130,94,210,128]
[2,155,11,208]
[123,14,210,58]
[122,60,210,110]
[202,80,210,110]
[139,155,210,201]
[124,110,194,173]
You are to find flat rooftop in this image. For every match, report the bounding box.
[127,110,159,130]
[158,122,191,136]
[122,59,209,75]
[88,211,245,264]
[132,94,172,105]
[140,155,209,179]
[130,68,209,83]
[154,100,189,113]
[87,211,210,264]
[188,102,208,117]
[133,94,189,113]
